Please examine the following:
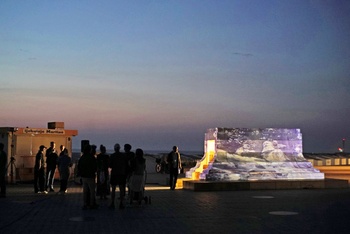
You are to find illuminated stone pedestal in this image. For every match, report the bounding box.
[186,128,324,181]
[182,179,348,191]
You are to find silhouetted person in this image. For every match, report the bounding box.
[124,143,135,196]
[78,144,98,210]
[109,143,128,209]
[0,143,7,198]
[34,145,47,194]
[91,144,97,157]
[57,147,72,194]
[96,144,109,200]
[167,146,182,190]
[45,141,58,192]
[129,148,146,204]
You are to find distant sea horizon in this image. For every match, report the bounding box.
[71,148,204,161]
[70,148,347,162]
[72,148,204,155]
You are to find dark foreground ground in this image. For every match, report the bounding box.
[1,178,350,234]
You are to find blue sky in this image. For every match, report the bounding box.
[1,0,349,153]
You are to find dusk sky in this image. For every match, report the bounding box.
[1,1,349,153]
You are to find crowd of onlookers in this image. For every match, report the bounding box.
[30,142,182,210]
[0,141,183,208]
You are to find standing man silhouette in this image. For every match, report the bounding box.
[167,146,182,190]
[109,143,128,209]
[34,145,47,194]
[124,143,135,197]
[78,144,98,210]
[45,141,58,192]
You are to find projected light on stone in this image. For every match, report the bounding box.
[186,128,324,181]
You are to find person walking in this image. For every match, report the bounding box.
[34,145,47,194]
[96,144,109,200]
[109,143,128,209]
[0,143,7,198]
[167,146,182,190]
[78,144,98,209]
[45,141,58,192]
[57,147,72,194]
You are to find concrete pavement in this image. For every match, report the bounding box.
[1,173,350,234]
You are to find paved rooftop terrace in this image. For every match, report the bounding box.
[1,179,350,234]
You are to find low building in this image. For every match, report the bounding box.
[0,122,78,183]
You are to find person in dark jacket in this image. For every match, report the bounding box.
[124,143,135,197]
[34,145,47,194]
[109,143,128,209]
[129,148,146,204]
[167,146,182,190]
[57,147,72,194]
[78,144,98,209]
[45,141,58,192]
[96,144,109,200]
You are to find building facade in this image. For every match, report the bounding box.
[0,122,78,182]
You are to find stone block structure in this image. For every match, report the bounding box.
[186,128,324,181]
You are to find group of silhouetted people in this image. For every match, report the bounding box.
[76,143,182,210]
[27,141,183,210]
[78,143,149,210]
[34,141,72,194]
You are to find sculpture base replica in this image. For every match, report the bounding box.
[186,128,324,182]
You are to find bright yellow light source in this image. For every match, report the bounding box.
[207,140,215,152]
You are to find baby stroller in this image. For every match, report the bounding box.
[129,169,151,205]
